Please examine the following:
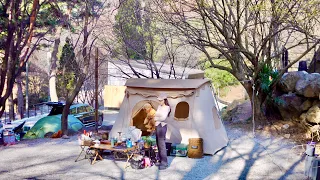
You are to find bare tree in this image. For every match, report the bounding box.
[48,1,74,102]
[76,56,108,107]
[60,0,109,136]
[0,0,46,119]
[105,0,200,80]
[152,0,320,123]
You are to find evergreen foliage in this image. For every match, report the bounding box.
[57,38,79,99]
[258,65,284,106]
[114,0,148,59]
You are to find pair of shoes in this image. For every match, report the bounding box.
[158,165,168,170]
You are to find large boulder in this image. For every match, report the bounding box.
[305,105,320,124]
[278,71,307,93]
[277,93,307,120]
[295,73,320,98]
[301,99,314,111]
[231,101,252,123]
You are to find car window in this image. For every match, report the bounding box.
[86,106,93,112]
[70,108,77,114]
[49,106,63,115]
[78,106,86,113]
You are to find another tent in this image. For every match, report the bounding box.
[110,78,228,154]
[24,115,84,139]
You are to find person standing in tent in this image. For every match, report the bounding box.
[154,92,171,170]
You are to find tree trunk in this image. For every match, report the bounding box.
[61,2,90,136]
[61,75,86,136]
[49,26,62,102]
[0,0,39,118]
[243,81,267,127]
[252,95,266,125]
[8,93,15,122]
[16,75,24,119]
[61,101,71,136]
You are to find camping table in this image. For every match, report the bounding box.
[89,144,138,168]
[75,140,94,162]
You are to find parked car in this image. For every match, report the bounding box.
[47,102,104,127]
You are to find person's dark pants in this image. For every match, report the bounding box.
[156,124,168,166]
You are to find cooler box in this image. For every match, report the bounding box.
[3,135,16,145]
[170,143,188,157]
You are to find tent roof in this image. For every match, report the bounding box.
[125,78,210,89]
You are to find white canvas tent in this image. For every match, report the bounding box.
[110,78,228,154]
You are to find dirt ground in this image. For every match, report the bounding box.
[219,84,247,103]
[0,110,310,180]
[0,105,314,179]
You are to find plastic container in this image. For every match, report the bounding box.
[111,138,115,147]
[126,138,132,148]
[137,140,144,150]
[3,135,16,145]
[170,143,188,157]
[15,133,20,141]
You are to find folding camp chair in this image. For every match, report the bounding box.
[75,139,94,162]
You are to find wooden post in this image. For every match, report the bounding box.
[26,62,29,118]
[95,48,99,133]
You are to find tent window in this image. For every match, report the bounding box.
[212,107,221,129]
[174,101,189,120]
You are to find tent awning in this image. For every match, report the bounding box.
[125,78,210,89]
[126,88,195,99]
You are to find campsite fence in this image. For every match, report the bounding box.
[1,102,51,124]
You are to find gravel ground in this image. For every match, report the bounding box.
[0,111,307,180]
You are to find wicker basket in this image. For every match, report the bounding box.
[187,138,203,158]
[80,140,93,146]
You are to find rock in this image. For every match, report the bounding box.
[61,135,70,139]
[230,101,252,123]
[299,113,307,123]
[226,99,246,112]
[277,93,307,120]
[306,105,320,124]
[301,99,314,111]
[278,71,308,92]
[282,124,289,129]
[284,134,291,138]
[313,100,320,106]
[273,124,281,130]
[295,73,320,98]
[278,71,307,93]
[309,125,320,133]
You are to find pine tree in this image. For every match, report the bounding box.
[57,38,79,99]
